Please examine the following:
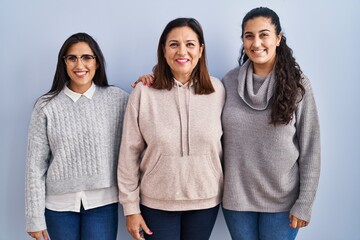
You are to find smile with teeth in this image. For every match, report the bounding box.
[74,71,87,77]
[176,58,189,64]
[252,49,266,55]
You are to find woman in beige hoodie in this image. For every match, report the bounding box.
[117,18,225,240]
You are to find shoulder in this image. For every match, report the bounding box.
[222,67,240,85]
[221,67,240,91]
[210,76,224,88]
[34,96,48,110]
[130,82,154,97]
[96,86,129,105]
[34,91,65,111]
[99,86,129,97]
[126,83,153,107]
[296,73,319,109]
[210,76,225,94]
[223,67,240,80]
[300,74,312,90]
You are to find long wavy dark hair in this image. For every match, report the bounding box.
[152,18,214,95]
[40,32,108,104]
[239,7,305,125]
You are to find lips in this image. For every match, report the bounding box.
[252,49,266,56]
[74,71,87,77]
[176,58,189,64]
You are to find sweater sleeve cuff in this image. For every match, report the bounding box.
[290,202,312,222]
[122,203,141,216]
[26,216,46,232]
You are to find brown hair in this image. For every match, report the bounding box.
[152,18,214,95]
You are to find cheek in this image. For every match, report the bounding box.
[243,42,251,51]
[90,65,97,72]
[163,53,173,66]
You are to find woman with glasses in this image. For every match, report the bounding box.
[25,32,128,240]
[118,18,224,240]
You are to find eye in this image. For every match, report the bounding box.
[66,55,77,62]
[169,43,178,48]
[186,43,195,47]
[244,34,254,39]
[81,54,94,62]
[260,33,269,37]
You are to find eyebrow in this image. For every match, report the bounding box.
[168,39,197,43]
[244,29,271,35]
[66,53,93,56]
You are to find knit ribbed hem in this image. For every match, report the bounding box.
[222,201,293,214]
[46,176,115,195]
[141,194,221,212]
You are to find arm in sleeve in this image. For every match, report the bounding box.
[25,101,51,232]
[117,91,146,216]
[290,77,321,222]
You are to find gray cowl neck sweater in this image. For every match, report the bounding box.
[238,59,275,110]
[221,61,321,222]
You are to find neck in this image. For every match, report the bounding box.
[172,73,191,84]
[252,63,274,77]
[252,57,276,77]
[69,82,92,94]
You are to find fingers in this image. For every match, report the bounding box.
[132,74,154,88]
[41,230,49,240]
[289,214,309,229]
[126,214,152,240]
[131,79,141,88]
[28,230,48,240]
[140,221,153,236]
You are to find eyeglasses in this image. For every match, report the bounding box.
[63,54,96,66]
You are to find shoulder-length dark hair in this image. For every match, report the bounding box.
[239,7,305,125]
[41,32,108,103]
[152,18,214,95]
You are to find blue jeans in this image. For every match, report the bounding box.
[45,203,118,240]
[141,204,219,240]
[222,208,298,240]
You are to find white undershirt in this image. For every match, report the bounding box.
[45,83,118,212]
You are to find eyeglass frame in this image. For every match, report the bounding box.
[63,54,97,65]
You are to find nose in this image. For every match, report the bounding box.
[253,36,262,48]
[178,44,187,56]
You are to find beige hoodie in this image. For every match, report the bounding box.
[118,77,225,216]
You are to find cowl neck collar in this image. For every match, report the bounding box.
[237,60,275,110]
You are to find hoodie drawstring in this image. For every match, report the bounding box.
[175,80,191,157]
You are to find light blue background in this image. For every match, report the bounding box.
[1,0,359,239]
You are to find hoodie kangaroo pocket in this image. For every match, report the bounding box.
[141,154,222,200]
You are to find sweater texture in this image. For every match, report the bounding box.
[222,62,321,222]
[25,86,129,231]
[118,77,225,216]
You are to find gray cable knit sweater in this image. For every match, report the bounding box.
[25,86,128,231]
[222,62,321,222]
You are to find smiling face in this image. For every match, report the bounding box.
[65,42,98,93]
[243,16,282,76]
[163,26,203,84]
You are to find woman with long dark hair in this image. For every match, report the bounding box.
[25,32,128,240]
[221,7,320,239]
